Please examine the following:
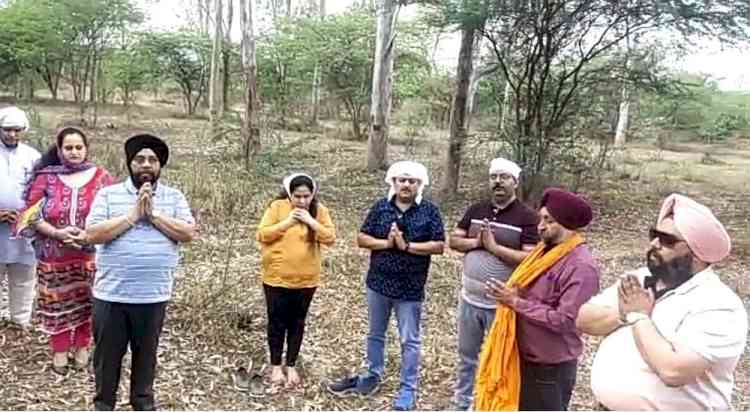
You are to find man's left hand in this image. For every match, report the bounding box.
[485,278,519,307]
[480,219,497,250]
[392,225,408,251]
[619,274,655,316]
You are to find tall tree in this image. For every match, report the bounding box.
[309,0,325,125]
[441,25,477,198]
[366,0,399,171]
[209,0,225,126]
[222,0,234,108]
[240,0,260,166]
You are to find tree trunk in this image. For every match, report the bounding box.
[440,27,475,199]
[614,87,630,147]
[465,32,484,130]
[614,31,634,147]
[366,0,398,171]
[499,78,512,133]
[209,0,224,124]
[309,0,325,125]
[222,0,234,109]
[240,0,260,167]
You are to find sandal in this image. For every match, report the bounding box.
[233,367,265,398]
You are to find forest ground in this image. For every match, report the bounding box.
[1,99,748,410]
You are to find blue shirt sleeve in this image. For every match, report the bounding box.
[429,204,446,241]
[86,189,109,227]
[172,190,195,224]
[359,200,382,237]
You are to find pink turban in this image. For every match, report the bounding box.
[657,194,731,263]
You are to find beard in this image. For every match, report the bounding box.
[1,136,18,149]
[131,170,160,189]
[646,249,694,288]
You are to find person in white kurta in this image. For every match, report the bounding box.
[577,194,747,411]
[0,107,40,326]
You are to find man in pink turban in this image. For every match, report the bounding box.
[577,194,747,411]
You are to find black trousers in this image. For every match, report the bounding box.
[92,298,167,411]
[263,284,316,367]
[519,358,578,411]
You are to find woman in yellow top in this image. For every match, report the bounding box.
[256,173,336,388]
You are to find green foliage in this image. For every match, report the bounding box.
[139,30,212,115]
[101,44,154,105]
[0,0,143,100]
[639,72,750,142]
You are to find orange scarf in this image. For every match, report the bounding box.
[473,233,584,411]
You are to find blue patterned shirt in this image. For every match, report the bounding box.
[86,179,194,304]
[360,197,445,301]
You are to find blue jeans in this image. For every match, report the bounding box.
[362,287,423,393]
[454,299,496,408]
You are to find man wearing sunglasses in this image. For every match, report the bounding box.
[0,106,40,328]
[577,194,747,410]
[327,160,445,411]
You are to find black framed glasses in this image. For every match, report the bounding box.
[648,227,685,247]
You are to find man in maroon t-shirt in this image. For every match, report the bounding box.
[448,157,539,410]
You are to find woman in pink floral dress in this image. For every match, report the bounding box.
[19,127,113,374]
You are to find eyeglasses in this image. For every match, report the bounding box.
[395,177,420,185]
[490,173,515,182]
[648,227,685,247]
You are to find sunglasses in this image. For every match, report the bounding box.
[648,227,685,247]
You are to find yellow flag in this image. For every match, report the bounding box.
[15,198,44,235]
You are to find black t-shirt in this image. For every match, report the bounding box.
[457,199,540,246]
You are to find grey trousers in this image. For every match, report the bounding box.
[453,299,496,409]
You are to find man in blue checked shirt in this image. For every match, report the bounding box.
[327,160,445,411]
[81,134,197,411]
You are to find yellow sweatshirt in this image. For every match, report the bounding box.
[256,199,336,288]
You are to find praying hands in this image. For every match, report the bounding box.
[618,274,655,317]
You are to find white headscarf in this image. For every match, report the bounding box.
[283,173,317,198]
[489,157,521,180]
[385,161,429,204]
[0,106,30,131]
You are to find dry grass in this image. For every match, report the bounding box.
[1,101,748,410]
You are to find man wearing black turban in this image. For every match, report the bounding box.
[124,134,169,189]
[83,133,196,411]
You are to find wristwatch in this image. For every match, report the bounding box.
[625,312,650,325]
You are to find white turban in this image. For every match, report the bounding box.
[0,106,30,131]
[385,161,429,204]
[657,194,731,264]
[283,173,317,198]
[489,157,521,180]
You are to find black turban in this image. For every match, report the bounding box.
[124,134,169,170]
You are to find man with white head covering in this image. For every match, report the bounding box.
[577,194,748,411]
[448,157,540,410]
[328,160,445,411]
[0,106,40,327]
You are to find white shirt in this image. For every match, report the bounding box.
[0,142,40,265]
[589,267,748,411]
